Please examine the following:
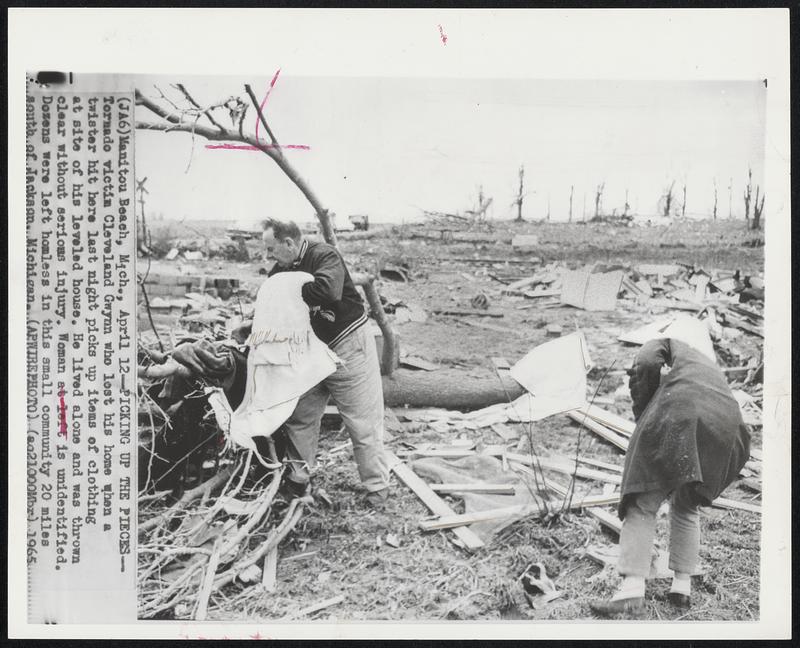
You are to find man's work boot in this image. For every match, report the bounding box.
[588,597,646,619]
[279,477,310,501]
[666,592,691,610]
[364,488,390,508]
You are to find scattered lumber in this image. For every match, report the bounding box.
[419,503,543,531]
[262,547,278,593]
[282,595,346,620]
[387,451,485,550]
[712,496,761,514]
[431,308,505,318]
[430,483,517,495]
[492,451,622,485]
[543,477,622,534]
[565,411,629,452]
[572,404,636,437]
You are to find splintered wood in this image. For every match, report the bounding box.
[387,451,485,550]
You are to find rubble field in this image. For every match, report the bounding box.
[137,218,764,622]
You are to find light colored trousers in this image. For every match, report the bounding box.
[280,324,390,493]
[618,486,700,577]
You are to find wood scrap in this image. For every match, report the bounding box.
[419,503,543,531]
[543,476,623,534]
[711,496,761,514]
[488,451,622,485]
[387,451,484,550]
[432,307,505,318]
[430,483,517,495]
[262,546,278,593]
[282,595,346,620]
[565,411,629,451]
[572,404,636,437]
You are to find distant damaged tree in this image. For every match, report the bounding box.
[660,181,676,218]
[681,182,687,219]
[751,184,765,230]
[594,182,605,219]
[712,178,718,220]
[568,185,574,223]
[513,165,526,222]
[743,167,753,227]
[134,82,339,246]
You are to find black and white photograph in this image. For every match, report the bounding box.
[9,8,791,641]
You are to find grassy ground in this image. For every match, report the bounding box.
[140,218,763,622]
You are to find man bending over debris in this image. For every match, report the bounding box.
[590,335,750,618]
[257,218,391,505]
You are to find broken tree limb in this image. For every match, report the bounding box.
[351,272,398,376]
[138,467,234,537]
[212,495,310,589]
[387,450,484,550]
[381,367,525,410]
[195,536,222,621]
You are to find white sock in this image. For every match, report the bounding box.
[670,572,691,596]
[611,575,645,601]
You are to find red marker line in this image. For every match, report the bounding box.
[206,67,311,154]
[58,386,68,438]
[205,143,311,151]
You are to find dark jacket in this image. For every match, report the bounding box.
[619,338,751,519]
[268,239,367,348]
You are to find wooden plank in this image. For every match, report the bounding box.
[431,308,505,318]
[430,483,517,495]
[489,451,622,485]
[544,477,622,534]
[387,451,484,550]
[490,356,512,371]
[711,496,761,514]
[566,411,629,452]
[573,404,636,437]
[408,449,476,459]
[491,422,520,442]
[419,503,542,531]
[261,547,278,593]
[283,595,345,620]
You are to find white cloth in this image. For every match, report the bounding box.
[229,272,339,451]
[508,331,593,421]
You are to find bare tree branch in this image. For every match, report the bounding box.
[244,83,280,150]
[175,83,226,132]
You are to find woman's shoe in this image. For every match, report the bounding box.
[667,592,691,609]
[589,597,646,618]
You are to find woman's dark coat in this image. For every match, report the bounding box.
[620,338,751,519]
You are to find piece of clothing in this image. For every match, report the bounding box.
[620,338,750,518]
[617,486,700,578]
[229,272,340,452]
[268,239,368,348]
[278,323,390,492]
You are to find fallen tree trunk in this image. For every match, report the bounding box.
[381,367,525,410]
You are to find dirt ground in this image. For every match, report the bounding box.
[139,218,763,622]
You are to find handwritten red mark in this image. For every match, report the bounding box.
[58,386,68,438]
[205,68,310,153]
[438,24,448,45]
[205,143,311,151]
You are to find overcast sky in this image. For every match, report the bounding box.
[134,75,766,224]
